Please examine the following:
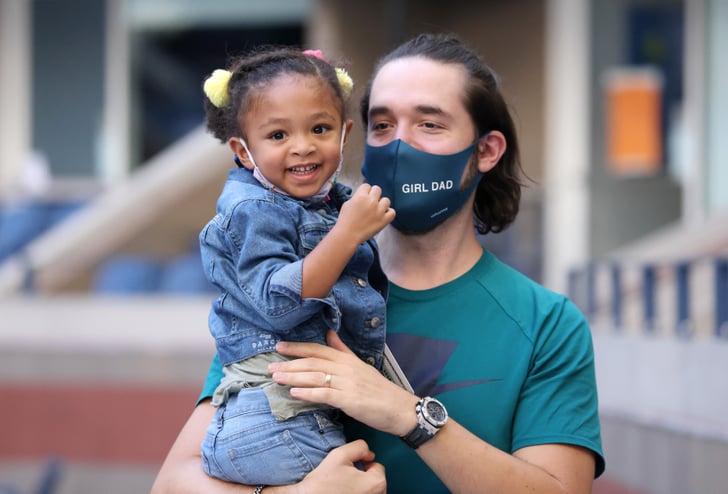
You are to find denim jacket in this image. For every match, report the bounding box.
[200,168,388,369]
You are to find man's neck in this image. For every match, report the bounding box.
[377,214,483,291]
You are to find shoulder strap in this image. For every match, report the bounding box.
[381,344,414,393]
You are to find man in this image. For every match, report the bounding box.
[152,33,603,494]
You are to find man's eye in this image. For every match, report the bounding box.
[371,122,390,131]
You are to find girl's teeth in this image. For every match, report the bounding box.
[291,165,317,173]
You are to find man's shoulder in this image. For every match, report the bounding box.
[475,251,584,337]
[476,250,561,302]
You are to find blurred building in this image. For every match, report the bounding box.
[0,1,726,493]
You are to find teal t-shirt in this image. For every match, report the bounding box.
[199,250,605,492]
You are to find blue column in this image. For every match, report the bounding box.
[675,262,690,336]
[567,268,580,308]
[568,267,589,316]
[611,263,622,329]
[643,265,656,332]
[716,259,728,337]
[586,263,596,320]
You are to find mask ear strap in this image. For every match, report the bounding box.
[238,138,257,169]
[240,137,286,195]
[339,122,347,152]
[331,122,347,185]
[476,131,491,146]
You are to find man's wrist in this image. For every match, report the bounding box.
[399,396,449,449]
[396,395,421,436]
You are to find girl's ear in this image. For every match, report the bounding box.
[475,131,507,173]
[228,137,253,170]
[342,119,354,148]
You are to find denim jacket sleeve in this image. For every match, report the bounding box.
[209,197,338,334]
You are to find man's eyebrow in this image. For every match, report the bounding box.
[368,104,450,120]
[368,106,390,120]
[415,105,448,117]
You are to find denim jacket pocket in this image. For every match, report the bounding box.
[299,221,335,255]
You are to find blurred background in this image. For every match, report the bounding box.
[0,0,726,493]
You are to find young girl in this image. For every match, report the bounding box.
[198,47,395,487]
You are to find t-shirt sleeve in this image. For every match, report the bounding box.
[511,298,606,477]
[197,354,224,405]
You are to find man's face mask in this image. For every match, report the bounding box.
[361,139,483,233]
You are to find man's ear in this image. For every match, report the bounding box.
[475,131,507,173]
[228,137,253,170]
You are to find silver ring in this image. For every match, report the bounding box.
[324,373,332,387]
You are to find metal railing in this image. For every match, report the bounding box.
[569,257,728,338]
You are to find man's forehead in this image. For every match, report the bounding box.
[369,59,466,117]
[374,57,466,85]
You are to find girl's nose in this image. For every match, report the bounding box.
[292,135,315,156]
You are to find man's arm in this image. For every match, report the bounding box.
[151,401,248,494]
[271,332,597,494]
[416,420,596,493]
[151,400,387,494]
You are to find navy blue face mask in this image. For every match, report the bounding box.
[361,139,483,233]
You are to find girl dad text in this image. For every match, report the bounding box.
[402,180,454,193]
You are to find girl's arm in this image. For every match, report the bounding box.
[301,184,393,298]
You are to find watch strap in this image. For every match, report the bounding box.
[400,422,436,449]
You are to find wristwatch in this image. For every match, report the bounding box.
[400,396,448,449]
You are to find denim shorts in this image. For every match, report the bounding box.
[201,387,346,486]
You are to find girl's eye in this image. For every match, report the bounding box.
[312,125,330,135]
[270,131,286,140]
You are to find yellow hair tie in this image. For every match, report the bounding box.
[335,67,354,99]
[204,69,232,108]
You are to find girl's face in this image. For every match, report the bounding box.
[233,73,350,199]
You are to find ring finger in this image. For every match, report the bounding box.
[271,369,336,389]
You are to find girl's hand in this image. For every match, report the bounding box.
[269,330,419,437]
[335,184,395,244]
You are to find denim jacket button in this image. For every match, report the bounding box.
[365,356,376,366]
[354,277,367,288]
[369,317,381,328]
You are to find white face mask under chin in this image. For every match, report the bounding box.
[239,123,346,200]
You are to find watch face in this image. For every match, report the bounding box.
[424,399,447,424]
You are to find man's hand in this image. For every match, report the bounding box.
[297,440,386,494]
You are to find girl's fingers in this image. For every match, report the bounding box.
[276,340,337,359]
[326,329,356,355]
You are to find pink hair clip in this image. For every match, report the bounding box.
[303,49,327,62]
